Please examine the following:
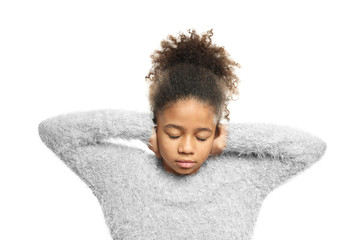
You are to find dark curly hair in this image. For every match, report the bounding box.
[145,28,241,126]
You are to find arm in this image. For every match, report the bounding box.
[38,108,155,170]
[222,122,327,191]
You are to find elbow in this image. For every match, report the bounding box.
[305,134,327,159]
[292,136,328,165]
[38,119,56,150]
[38,118,62,152]
[316,138,327,159]
[38,120,49,143]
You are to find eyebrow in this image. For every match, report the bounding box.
[164,124,213,133]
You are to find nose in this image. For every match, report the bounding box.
[178,135,195,154]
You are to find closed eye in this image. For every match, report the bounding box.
[169,135,207,142]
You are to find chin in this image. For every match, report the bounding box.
[177,167,199,175]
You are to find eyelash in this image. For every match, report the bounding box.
[169,135,207,142]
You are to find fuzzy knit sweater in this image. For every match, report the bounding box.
[38,109,327,240]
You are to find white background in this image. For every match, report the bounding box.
[1,0,360,239]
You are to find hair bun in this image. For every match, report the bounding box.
[147,29,240,79]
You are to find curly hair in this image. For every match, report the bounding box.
[145,28,241,126]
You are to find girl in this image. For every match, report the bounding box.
[38,29,327,240]
[145,29,238,176]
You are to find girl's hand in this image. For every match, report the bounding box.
[210,123,228,156]
[148,126,161,158]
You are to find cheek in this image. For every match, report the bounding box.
[201,142,213,154]
[157,137,176,156]
[203,137,215,151]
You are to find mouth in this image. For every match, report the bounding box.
[176,161,196,168]
[176,160,196,163]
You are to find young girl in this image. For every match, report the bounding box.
[38,29,327,240]
[145,29,238,176]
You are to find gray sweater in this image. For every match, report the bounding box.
[38,109,327,240]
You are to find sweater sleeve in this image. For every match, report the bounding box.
[38,108,155,172]
[223,122,327,191]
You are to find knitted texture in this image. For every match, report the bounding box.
[38,109,327,240]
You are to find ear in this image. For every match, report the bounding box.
[211,123,228,156]
[148,126,161,158]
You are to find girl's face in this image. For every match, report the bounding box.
[156,98,218,175]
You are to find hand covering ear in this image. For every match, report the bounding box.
[148,126,161,158]
[210,123,228,156]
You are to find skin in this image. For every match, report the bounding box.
[148,98,228,175]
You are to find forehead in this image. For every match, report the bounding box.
[159,99,216,126]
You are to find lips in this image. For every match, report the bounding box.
[177,160,195,163]
[176,161,196,168]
